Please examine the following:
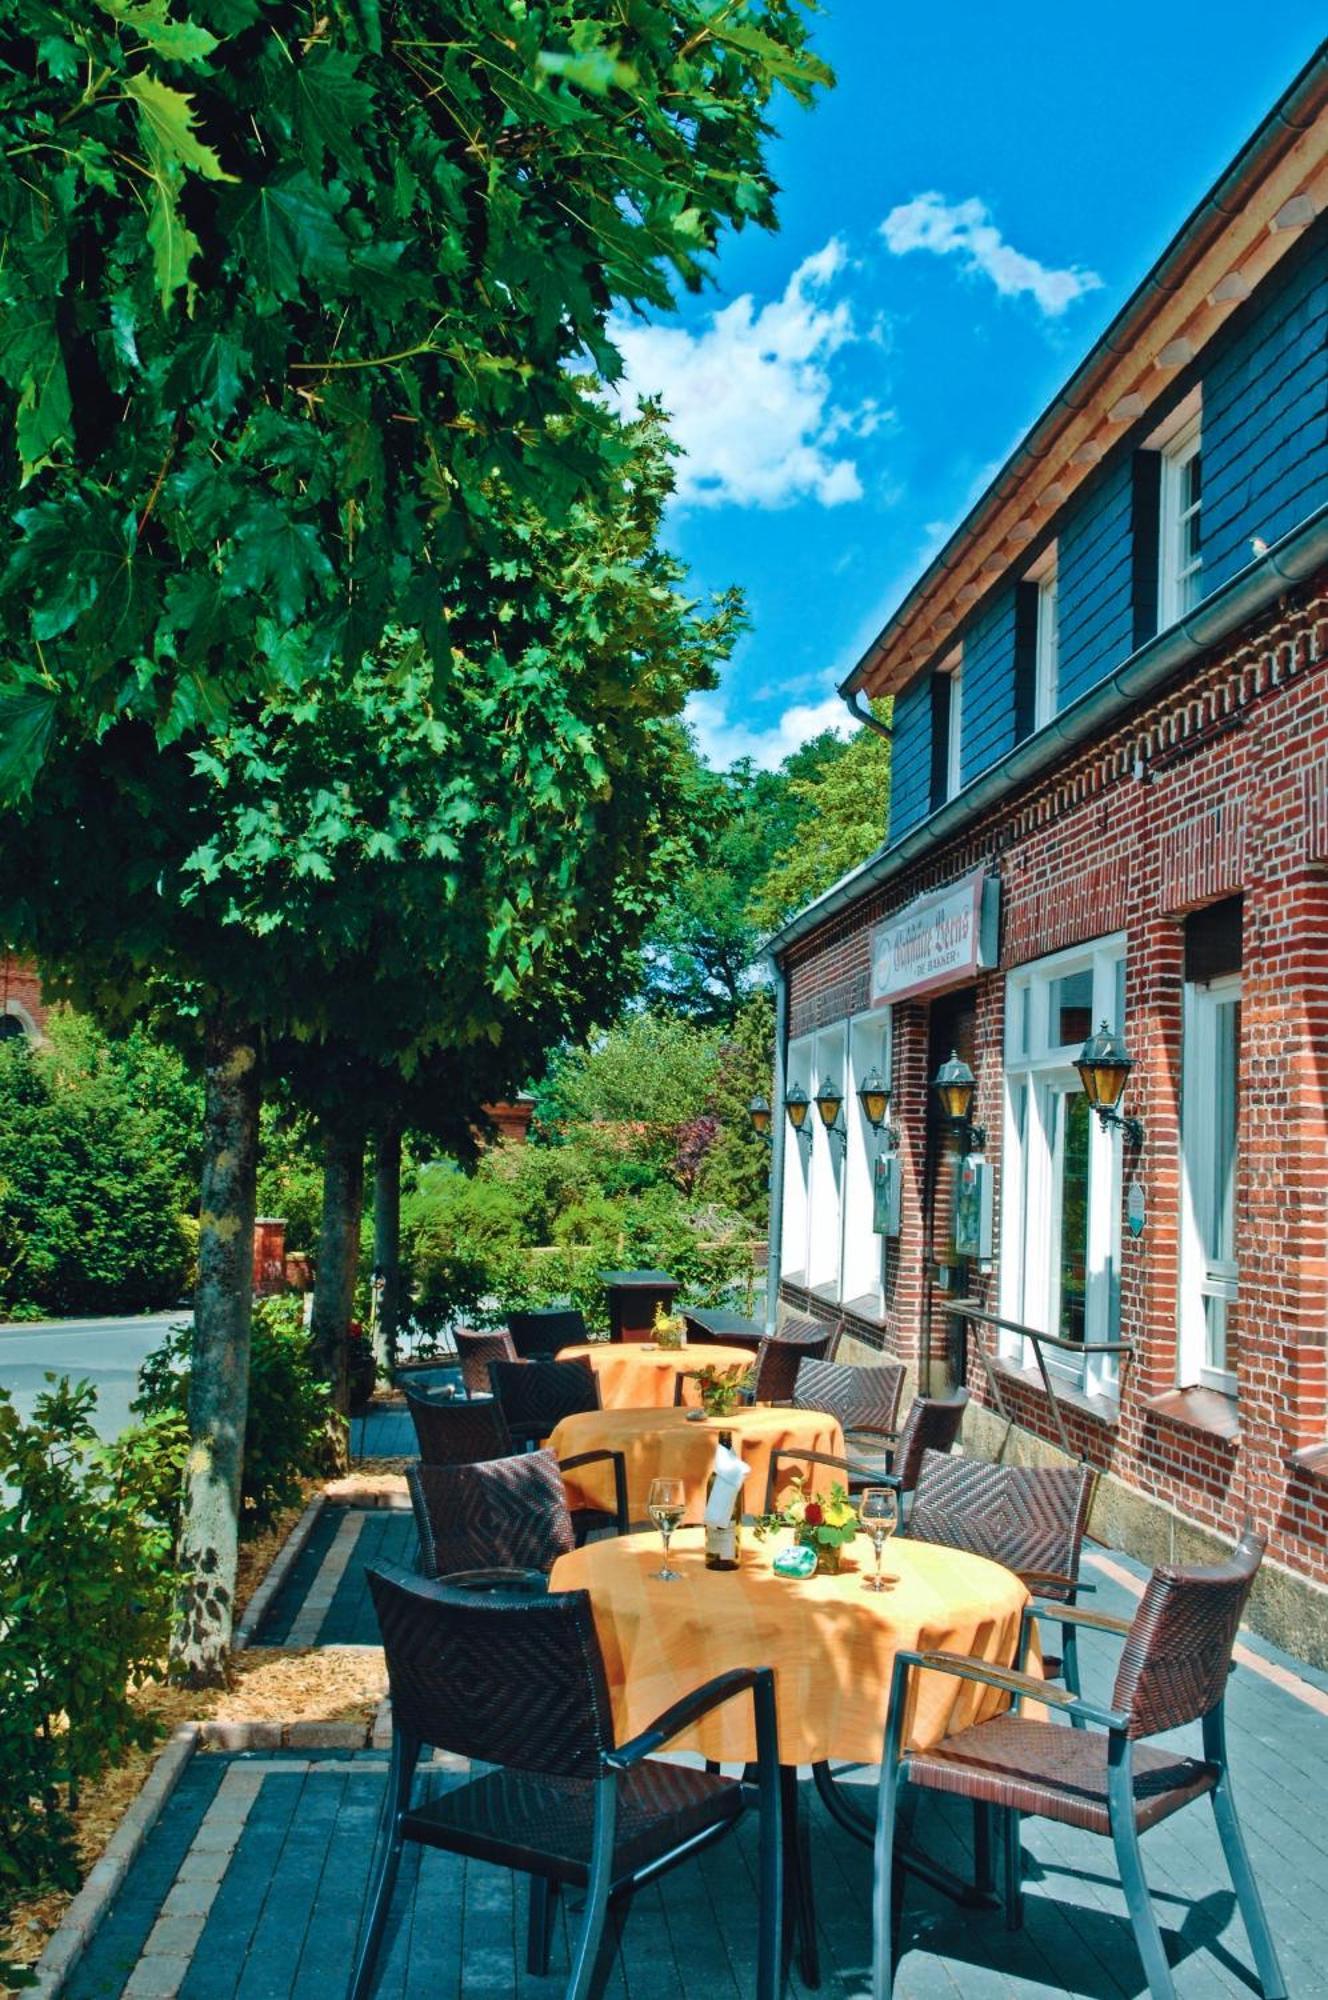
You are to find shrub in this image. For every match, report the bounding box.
[0,1010,195,1318]
[134,1297,329,1536]
[0,1380,174,1983]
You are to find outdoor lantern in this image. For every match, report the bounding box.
[748,1093,772,1139]
[1075,1021,1144,1145]
[857,1067,891,1130]
[784,1082,810,1132]
[814,1075,845,1129]
[932,1050,985,1151]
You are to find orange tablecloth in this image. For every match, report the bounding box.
[547,1404,844,1525]
[550,1528,1031,1767]
[558,1342,756,1411]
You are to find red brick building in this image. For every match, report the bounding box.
[0,952,46,1040]
[764,52,1328,1661]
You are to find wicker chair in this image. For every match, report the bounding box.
[453,1326,518,1399]
[792,1358,906,1461]
[908,1450,1096,1696]
[350,1564,783,2000]
[871,1531,1287,2000]
[508,1307,590,1359]
[404,1385,511,1467]
[490,1356,601,1451]
[407,1451,576,1583]
[747,1319,835,1405]
[762,1389,970,1511]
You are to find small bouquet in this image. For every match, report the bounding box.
[757,1473,858,1575]
[652,1302,687,1351]
[684,1362,752,1417]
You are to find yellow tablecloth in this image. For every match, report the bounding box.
[547,1404,845,1525]
[550,1528,1031,1767]
[558,1342,756,1411]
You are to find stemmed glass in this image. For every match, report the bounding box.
[859,1486,899,1592]
[647,1477,686,1582]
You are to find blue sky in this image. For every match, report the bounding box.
[612,4,1325,769]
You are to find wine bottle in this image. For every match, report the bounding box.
[704,1430,741,1571]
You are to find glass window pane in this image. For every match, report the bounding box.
[1009,984,1027,1058]
[1050,968,1093,1049]
[1058,1093,1091,1344]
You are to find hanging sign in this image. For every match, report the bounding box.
[1127,1179,1146,1238]
[870,870,999,1008]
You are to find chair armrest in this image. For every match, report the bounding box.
[1026,1600,1131,1635]
[898,1648,1127,1731]
[558,1449,629,1535]
[445,1567,549,1594]
[767,1446,894,1496]
[606,1666,770,1769]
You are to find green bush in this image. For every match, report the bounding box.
[134,1297,329,1535]
[0,1010,196,1318]
[0,1380,175,1984]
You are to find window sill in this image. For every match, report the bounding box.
[780,1270,808,1291]
[839,1291,887,1329]
[1290,1441,1328,1479]
[989,1357,1121,1429]
[1144,1386,1241,1444]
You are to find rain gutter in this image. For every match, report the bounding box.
[772,502,1328,961]
[841,46,1328,701]
[763,957,789,1333]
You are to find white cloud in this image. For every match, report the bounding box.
[880,194,1102,317]
[609,241,882,509]
[687,688,854,772]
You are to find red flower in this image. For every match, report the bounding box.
[802,1501,824,1527]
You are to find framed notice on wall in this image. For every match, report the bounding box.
[872,1153,901,1237]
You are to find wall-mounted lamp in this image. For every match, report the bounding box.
[932,1049,986,1152]
[814,1075,847,1152]
[1074,1021,1144,1147]
[857,1067,891,1130]
[784,1082,810,1134]
[747,1093,772,1142]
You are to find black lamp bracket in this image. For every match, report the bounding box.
[1092,1105,1144,1148]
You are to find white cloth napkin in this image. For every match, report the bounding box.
[703,1440,750,1526]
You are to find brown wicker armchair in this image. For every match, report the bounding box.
[762,1388,970,1511]
[746,1320,835,1405]
[490,1356,601,1451]
[408,1447,629,1575]
[405,1400,627,1544]
[871,1530,1287,2000]
[453,1326,518,1399]
[507,1307,590,1358]
[792,1358,906,1461]
[350,1564,783,2000]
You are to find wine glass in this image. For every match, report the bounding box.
[647,1477,686,1582]
[859,1486,899,1592]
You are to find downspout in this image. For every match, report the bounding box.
[841,689,893,739]
[763,956,789,1334]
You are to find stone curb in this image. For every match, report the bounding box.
[233,1490,327,1650]
[323,1475,411,1510]
[195,1718,371,1751]
[29,1724,199,2000]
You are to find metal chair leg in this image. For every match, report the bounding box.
[1108,1746,1176,2000]
[348,1729,419,2000]
[972,1801,995,1896]
[1203,1709,1288,1999]
[527,1875,559,1976]
[1002,1807,1023,1932]
[871,1768,903,2000]
[1062,1622,1086,1729]
[568,1778,618,2000]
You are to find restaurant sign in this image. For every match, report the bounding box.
[870,870,999,1007]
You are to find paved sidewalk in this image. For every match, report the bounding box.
[55,1392,1328,1997]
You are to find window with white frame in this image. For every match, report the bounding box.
[1158,405,1202,627]
[779,1036,813,1284]
[841,1012,891,1311]
[945,652,963,800]
[1179,900,1242,1395]
[805,1023,847,1298]
[1035,566,1059,728]
[1000,937,1126,1397]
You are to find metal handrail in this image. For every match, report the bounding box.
[948,1298,1135,1461]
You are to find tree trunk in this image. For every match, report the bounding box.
[171,1014,260,1685]
[310,1120,366,1458]
[372,1122,402,1375]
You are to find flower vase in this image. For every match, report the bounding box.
[798,1532,841,1576]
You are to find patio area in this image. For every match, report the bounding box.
[58,1391,1328,2000]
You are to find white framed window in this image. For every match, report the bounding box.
[806,1023,847,1298]
[780,1034,814,1285]
[1179,973,1240,1394]
[945,652,963,800]
[1157,404,1202,627]
[1025,542,1059,730]
[841,1011,891,1312]
[1000,937,1126,1399]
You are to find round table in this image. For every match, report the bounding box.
[547,1405,845,1527]
[549,1527,1030,1767]
[557,1341,757,1411]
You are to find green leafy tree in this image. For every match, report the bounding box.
[0,3,829,1676]
[747,709,893,931]
[693,991,776,1224]
[0,1010,194,1317]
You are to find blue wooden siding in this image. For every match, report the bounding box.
[888,672,932,842]
[1055,455,1136,708]
[960,587,1018,785]
[1201,244,1328,594]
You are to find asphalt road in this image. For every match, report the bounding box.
[0,1309,189,1440]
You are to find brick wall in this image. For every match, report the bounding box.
[1,954,47,1037]
[779,568,1328,1590]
